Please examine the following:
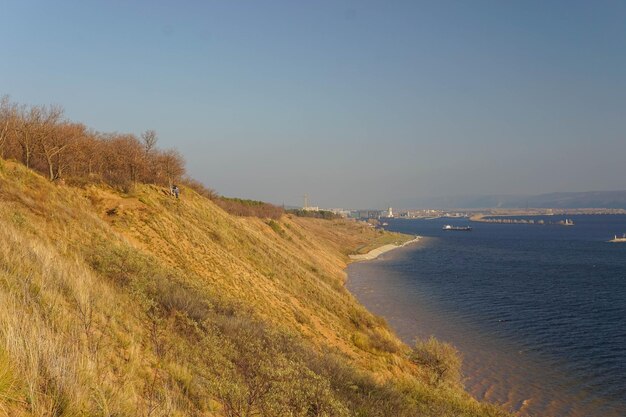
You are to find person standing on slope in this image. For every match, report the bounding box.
[171,184,180,199]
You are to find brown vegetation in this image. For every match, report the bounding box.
[410,337,463,388]
[215,197,284,220]
[0,96,185,190]
[1,96,286,220]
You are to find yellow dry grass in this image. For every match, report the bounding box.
[0,160,510,417]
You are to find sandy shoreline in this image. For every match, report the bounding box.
[348,236,421,261]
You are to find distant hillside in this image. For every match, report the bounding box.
[403,190,626,209]
[524,191,626,209]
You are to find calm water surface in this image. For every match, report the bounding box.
[347,215,626,417]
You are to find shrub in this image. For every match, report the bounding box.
[152,278,211,323]
[410,337,462,388]
[367,329,401,354]
[85,240,147,287]
[212,315,350,417]
[267,219,286,237]
[352,332,370,351]
[180,177,218,200]
[287,209,341,220]
[347,306,377,330]
[216,197,284,219]
[351,329,401,355]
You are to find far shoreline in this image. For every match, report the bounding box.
[348,236,421,262]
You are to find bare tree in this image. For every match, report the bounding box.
[36,105,66,180]
[15,105,40,168]
[141,129,158,155]
[157,149,185,189]
[99,134,146,188]
[73,132,103,178]
[0,96,18,159]
[125,135,145,185]
[49,123,86,180]
[2,98,200,194]
[141,130,159,183]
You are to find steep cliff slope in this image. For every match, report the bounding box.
[0,160,508,417]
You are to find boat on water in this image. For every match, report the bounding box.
[442,225,472,231]
[561,219,575,226]
[608,233,626,243]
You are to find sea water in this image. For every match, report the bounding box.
[347,215,626,417]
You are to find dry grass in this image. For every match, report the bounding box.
[0,160,510,417]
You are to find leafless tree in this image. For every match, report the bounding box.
[15,105,40,168]
[141,129,158,155]
[157,149,185,188]
[36,106,67,180]
[0,95,18,158]
[1,97,201,194]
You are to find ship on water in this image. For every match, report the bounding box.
[608,233,626,243]
[443,225,472,231]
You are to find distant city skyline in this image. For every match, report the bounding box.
[2,1,626,208]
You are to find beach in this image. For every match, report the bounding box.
[349,236,421,261]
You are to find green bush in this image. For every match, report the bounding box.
[85,239,148,287]
[267,219,285,237]
[287,209,341,220]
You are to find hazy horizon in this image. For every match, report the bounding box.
[2,1,625,208]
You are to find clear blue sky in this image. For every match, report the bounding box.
[2,1,626,208]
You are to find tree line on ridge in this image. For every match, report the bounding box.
[0,96,289,219]
[0,95,185,190]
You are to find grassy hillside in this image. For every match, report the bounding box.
[0,160,509,417]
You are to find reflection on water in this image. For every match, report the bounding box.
[347,216,626,417]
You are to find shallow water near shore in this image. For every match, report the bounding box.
[347,215,626,417]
